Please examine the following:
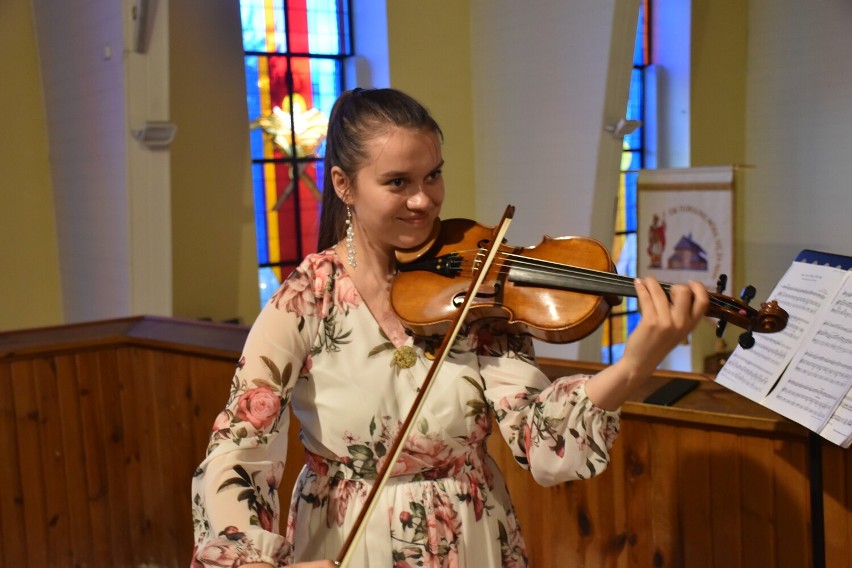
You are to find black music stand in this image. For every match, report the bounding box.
[793,249,852,568]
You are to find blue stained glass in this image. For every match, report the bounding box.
[627,69,643,121]
[624,172,638,231]
[240,2,266,52]
[310,59,341,118]
[244,56,270,162]
[251,163,270,264]
[601,342,626,364]
[240,0,288,53]
[258,267,282,305]
[272,3,287,52]
[606,0,647,363]
[244,57,260,118]
[633,3,645,67]
[307,0,341,55]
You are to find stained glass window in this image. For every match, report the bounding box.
[239,0,352,305]
[602,0,649,363]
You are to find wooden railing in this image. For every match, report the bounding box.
[1,317,849,567]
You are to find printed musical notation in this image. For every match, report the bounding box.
[716,259,852,448]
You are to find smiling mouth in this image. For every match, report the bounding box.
[400,215,430,224]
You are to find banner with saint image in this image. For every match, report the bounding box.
[637,166,735,290]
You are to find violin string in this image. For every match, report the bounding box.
[492,251,745,311]
[450,249,744,312]
[495,251,747,312]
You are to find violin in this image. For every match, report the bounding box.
[391,216,788,347]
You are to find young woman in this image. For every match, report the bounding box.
[191,88,708,567]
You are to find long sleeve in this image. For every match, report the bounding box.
[191,255,332,566]
[475,327,621,487]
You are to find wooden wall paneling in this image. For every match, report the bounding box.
[839,445,850,567]
[565,480,594,565]
[678,426,713,565]
[189,358,222,462]
[32,356,74,562]
[163,348,228,566]
[622,417,653,566]
[707,430,744,567]
[557,480,586,566]
[139,347,182,564]
[74,349,119,566]
[151,348,185,566]
[739,435,779,566]
[167,350,207,566]
[822,444,851,567]
[187,355,232,461]
[96,347,137,566]
[517,474,569,565]
[647,421,681,567]
[583,455,622,567]
[0,361,27,567]
[772,437,811,568]
[9,359,49,566]
[115,349,147,564]
[597,431,628,567]
[54,353,96,566]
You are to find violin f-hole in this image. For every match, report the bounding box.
[452,281,503,307]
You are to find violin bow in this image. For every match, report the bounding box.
[334,204,516,567]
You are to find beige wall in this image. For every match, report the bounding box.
[743,1,852,293]
[169,1,259,324]
[386,2,476,221]
[689,0,749,365]
[0,0,63,330]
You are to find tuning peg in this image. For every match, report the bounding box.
[715,274,729,336]
[740,285,756,304]
[738,329,755,349]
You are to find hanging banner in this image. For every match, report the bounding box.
[637,166,735,290]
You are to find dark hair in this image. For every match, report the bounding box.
[316,88,443,251]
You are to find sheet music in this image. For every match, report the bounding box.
[764,272,852,431]
[715,261,848,401]
[821,390,852,448]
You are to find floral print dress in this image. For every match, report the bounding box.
[191,249,621,567]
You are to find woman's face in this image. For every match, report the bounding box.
[339,126,445,254]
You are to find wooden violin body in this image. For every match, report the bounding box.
[392,218,789,344]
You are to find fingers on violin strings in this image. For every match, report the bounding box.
[669,281,707,329]
[633,277,652,315]
[687,280,710,321]
[646,277,674,323]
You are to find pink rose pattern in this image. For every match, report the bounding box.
[192,250,620,567]
[494,374,620,479]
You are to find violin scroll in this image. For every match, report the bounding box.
[706,276,789,350]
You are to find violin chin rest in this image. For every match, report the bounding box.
[395,217,442,264]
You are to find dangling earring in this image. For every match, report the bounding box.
[345,205,357,268]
